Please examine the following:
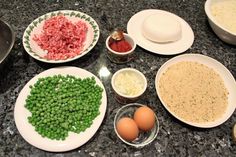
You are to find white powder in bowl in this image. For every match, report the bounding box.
[211,0,236,34]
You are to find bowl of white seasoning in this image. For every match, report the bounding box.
[205,0,236,45]
[111,68,147,104]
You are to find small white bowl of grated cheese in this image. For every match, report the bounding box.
[205,0,236,45]
[111,68,147,104]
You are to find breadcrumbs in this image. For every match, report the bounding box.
[158,61,228,123]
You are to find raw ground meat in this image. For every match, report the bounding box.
[33,15,88,60]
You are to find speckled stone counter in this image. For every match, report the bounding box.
[0,0,236,156]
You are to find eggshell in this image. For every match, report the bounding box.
[116,117,139,141]
[134,106,155,131]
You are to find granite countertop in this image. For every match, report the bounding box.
[0,0,236,156]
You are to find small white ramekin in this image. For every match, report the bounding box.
[111,68,147,104]
[106,33,136,63]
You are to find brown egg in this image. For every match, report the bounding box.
[134,106,155,131]
[116,117,139,141]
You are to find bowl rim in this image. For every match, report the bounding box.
[205,0,236,36]
[0,19,15,64]
[111,68,147,99]
[113,103,159,147]
[106,33,136,55]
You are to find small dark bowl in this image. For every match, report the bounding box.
[0,19,15,64]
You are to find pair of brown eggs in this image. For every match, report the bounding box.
[116,106,156,141]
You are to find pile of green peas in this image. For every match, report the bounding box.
[25,74,103,140]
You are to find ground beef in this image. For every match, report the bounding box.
[33,15,88,60]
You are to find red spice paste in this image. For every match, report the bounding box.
[109,40,132,53]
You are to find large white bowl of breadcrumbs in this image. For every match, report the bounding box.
[155,54,236,128]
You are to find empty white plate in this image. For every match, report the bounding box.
[127,9,194,55]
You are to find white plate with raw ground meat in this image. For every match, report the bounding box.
[155,54,236,128]
[23,10,100,63]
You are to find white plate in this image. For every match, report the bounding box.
[23,10,100,63]
[127,9,194,55]
[155,54,236,128]
[14,67,107,152]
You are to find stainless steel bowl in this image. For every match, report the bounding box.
[0,19,15,64]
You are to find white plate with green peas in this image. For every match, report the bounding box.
[14,66,107,152]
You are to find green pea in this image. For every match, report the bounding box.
[25,75,102,140]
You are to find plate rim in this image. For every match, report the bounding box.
[127,9,194,55]
[14,66,107,152]
[22,10,100,63]
[155,54,236,128]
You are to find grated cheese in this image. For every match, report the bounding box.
[114,71,144,96]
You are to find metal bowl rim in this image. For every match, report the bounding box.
[0,19,15,64]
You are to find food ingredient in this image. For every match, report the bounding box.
[142,13,182,43]
[110,28,125,41]
[25,75,103,140]
[158,61,228,123]
[233,123,236,142]
[109,29,132,52]
[33,15,88,60]
[116,117,139,141]
[134,106,155,131]
[114,70,145,96]
[109,40,132,53]
[211,0,236,34]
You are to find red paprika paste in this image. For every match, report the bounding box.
[109,40,132,53]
